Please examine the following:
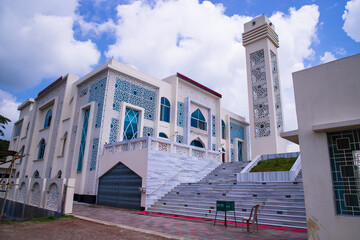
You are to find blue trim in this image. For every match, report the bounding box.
[77,109,90,172]
[44,109,52,128]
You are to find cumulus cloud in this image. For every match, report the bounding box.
[104,0,319,136]
[0,89,21,140]
[343,0,360,42]
[320,51,337,63]
[0,0,101,91]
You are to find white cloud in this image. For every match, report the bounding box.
[343,0,360,42]
[0,89,21,140]
[320,51,337,63]
[270,5,319,131]
[104,0,319,138]
[0,0,101,91]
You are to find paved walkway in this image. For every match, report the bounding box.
[73,203,308,240]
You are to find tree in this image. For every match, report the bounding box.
[0,115,11,137]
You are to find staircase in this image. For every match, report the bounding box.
[147,162,307,229]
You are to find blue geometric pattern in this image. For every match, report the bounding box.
[212,115,216,137]
[177,102,184,127]
[123,108,139,140]
[89,78,107,128]
[231,148,234,162]
[143,126,154,137]
[212,143,216,151]
[109,118,119,143]
[113,78,156,121]
[176,135,184,144]
[230,121,244,144]
[90,138,99,171]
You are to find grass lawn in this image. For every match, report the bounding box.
[250,157,297,172]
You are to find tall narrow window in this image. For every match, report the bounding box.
[222,120,226,139]
[191,109,207,131]
[160,97,170,123]
[77,109,90,172]
[238,141,243,162]
[61,132,68,156]
[123,108,139,141]
[19,145,25,163]
[25,121,30,137]
[44,109,52,128]
[38,139,45,159]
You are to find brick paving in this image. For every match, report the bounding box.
[73,203,308,240]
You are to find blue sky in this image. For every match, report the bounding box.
[0,0,359,141]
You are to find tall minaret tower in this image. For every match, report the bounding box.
[242,15,287,158]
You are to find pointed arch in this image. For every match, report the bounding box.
[190,138,204,148]
[191,109,207,130]
[44,109,52,128]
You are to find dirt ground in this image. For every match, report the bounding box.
[0,218,173,240]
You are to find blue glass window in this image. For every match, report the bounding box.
[160,97,170,123]
[123,108,139,141]
[77,109,90,172]
[238,141,243,162]
[191,109,207,131]
[38,139,45,159]
[44,109,52,128]
[159,132,168,138]
[19,145,25,163]
[190,139,204,148]
[222,120,226,139]
[33,170,40,178]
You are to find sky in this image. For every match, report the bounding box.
[0,0,359,146]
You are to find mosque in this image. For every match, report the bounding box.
[2,14,360,239]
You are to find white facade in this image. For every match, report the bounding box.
[289,53,360,240]
[243,15,287,158]
[8,59,248,206]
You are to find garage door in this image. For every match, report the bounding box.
[97,162,142,210]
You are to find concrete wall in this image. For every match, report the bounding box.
[293,53,360,240]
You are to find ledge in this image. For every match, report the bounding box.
[33,158,44,162]
[312,118,360,133]
[280,130,299,144]
[39,127,50,132]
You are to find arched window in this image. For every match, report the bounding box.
[190,139,204,148]
[221,120,226,140]
[56,170,62,178]
[44,109,52,128]
[38,139,45,159]
[16,172,20,178]
[159,132,168,139]
[33,170,40,178]
[123,108,139,141]
[160,97,170,123]
[191,109,207,131]
[19,145,25,163]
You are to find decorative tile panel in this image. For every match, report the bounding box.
[212,115,216,137]
[46,184,59,211]
[212,144,216,151]
[31,183,41,207]
[177,102,184,127]
[250,49,270,138]
[176,135,184,144]
[90,138,99,171]
[327,129,360,216]
[18,183,26,203]
[230,121,245,144]
[89,78,107,128]
[113,78,156,121]
[271,50,283,132]
[143,126,154,137]
[109,118,119,143]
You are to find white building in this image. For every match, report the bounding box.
[282,53,360,239]
[8,60,249,209]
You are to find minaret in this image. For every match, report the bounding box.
[242,15,287,158]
